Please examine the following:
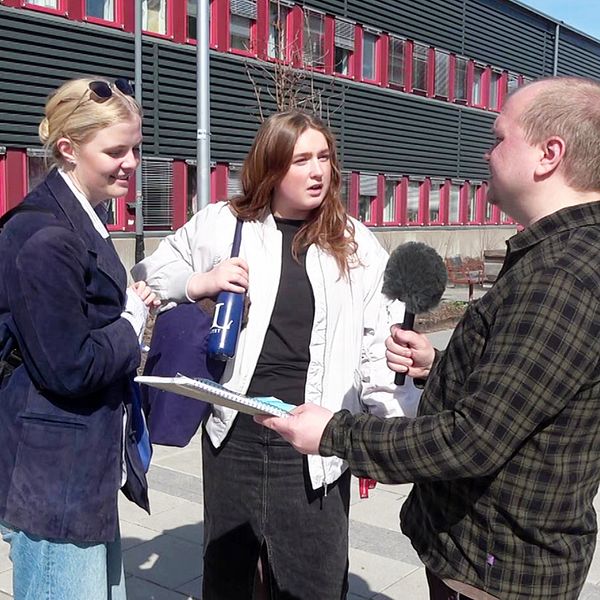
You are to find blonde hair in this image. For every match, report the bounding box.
[39,77,142,169]
[230,110,357,277]
[517,76,600,191]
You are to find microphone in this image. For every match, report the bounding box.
[382,242,447,385]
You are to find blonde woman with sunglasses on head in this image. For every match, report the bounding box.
[0,77,159,600]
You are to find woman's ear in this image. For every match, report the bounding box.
[56,137,77,166]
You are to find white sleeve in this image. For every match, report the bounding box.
[360,297,422,418]
[131,204,215,303]
[356,228,422,418]
[120,289,149,343]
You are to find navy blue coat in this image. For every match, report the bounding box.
[0,169,149,543]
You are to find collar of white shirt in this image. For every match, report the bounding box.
[58,169,109,239]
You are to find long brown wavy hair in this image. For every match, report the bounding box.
[230,110,357,277]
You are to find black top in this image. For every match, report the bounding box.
[246,217,315,406]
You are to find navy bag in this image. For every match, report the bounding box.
[140,218,244,447]
[140,302,227,447]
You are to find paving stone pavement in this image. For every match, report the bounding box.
[2,291,600,598]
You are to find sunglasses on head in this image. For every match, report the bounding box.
[88,78,134,102]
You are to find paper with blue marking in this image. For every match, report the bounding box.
[135,375,294,418]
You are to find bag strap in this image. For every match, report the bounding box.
[230,218,243,258]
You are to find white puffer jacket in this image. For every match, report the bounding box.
[133,202,420,489]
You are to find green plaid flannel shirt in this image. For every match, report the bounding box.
[321,201,600,599]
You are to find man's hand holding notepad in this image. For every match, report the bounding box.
[135,375,294,418]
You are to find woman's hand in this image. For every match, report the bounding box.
[385,326,435,380]
[186,258,249,300]
[129,280,161,309]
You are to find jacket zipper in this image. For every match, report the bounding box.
[316,248,329,496]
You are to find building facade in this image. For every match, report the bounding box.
[1,0,599,263]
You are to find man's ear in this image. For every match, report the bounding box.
[56,137,77,165]
[536,136,565,177]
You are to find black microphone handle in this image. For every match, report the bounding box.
[394,311,416,386]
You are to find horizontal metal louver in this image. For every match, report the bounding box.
[335,19,354,50]
[142,157,173,228]
[230,0,257,20]
[359,174,378,196]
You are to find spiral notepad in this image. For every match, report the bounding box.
[135,375,293,418]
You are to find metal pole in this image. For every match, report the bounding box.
[553,22,561,76]
[196,0,211,211]
[134,0,145,262]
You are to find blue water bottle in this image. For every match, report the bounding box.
[207,291,245,361]
[207,218,244,361]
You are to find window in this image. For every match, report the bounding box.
[429,180,443,223]
[507,72,519,93]
[449,182,461,223]
[26,0,60,8]
[383,178,398,222]
[230,0,257,53]
[388,36,405,88]
[407,180,420,223]
[86,0,114,21]
[472,63,485,106]
[228,163,243,197]
[412,42,429,93]
[454,56,468,102]
[187,0,197,38]
[489,69,504,110]
[434,50,449,98]
[186,162,198,219]
[358,173,377,223]
[142,157,173,229]
[268,1,291,60]
[340,171,351,210]
[334,19,354,76]
[143,0,167,35]
[0,149,6,217]
[362,30,378,81]
[467,183,479,222]
[485,191,494,221]
[303,9,325,68]
[26,149,48,192]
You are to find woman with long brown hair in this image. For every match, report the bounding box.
[133,110,419,599]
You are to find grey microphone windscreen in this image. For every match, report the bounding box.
[382,242,447,314]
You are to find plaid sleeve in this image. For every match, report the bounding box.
[319,268,600,484]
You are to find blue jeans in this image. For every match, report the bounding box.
[0,520,126,600]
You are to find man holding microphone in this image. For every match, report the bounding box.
[257,76,600,600]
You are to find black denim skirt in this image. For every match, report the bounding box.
[202,413,350,600]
